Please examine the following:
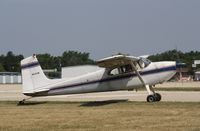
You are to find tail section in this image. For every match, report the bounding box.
[21,55,50,94]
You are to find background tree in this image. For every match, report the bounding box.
[0,55,5,72]
[0,63,5,72]
[3,51,24,72]
[37,54,55,69]
[61,51,94,67]
[0,50,200,75]
[148,50,200,74]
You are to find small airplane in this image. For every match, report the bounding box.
[19,54,176,104]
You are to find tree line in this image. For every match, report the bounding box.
[0,50,200,73]
[0,51,94,72]
[148,49,200,73]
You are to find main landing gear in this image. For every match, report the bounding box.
[130,62,161,103]
[145,85,161,102]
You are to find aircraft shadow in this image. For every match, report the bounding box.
[79,99,128,107]
[17,101,47,106]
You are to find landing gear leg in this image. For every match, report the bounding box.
[130,62,161,103]
[146,85,161,102]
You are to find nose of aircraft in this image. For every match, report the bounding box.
[162,61,177,73]
[155,61,176,70]
[154,61,177,82]
[163,61,176,70]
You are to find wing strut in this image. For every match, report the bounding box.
[130,62,146,86]
[131,61,162,102]
[130,61,155,95]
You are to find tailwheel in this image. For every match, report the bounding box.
[147,95,155,102]
[18,99,26,105]
[17,97,32,105]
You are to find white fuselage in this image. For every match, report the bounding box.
[34,61,176,96]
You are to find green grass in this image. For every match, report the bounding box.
[0,101,200,131]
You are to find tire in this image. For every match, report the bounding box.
[147,95,155,102]
[17,101,24,106]
[154,93,161,101]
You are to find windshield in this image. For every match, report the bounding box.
[139,58,151,68]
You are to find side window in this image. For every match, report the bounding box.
[109,68,120,75]
[123,64,133,73]
[108,64,133,76]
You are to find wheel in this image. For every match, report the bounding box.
[147,95,155,102]
[17,99,25,105]
[154,93,161,101]
[17,101,24,105]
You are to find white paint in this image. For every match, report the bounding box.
[192,64,196,68]
[2,75,5,84]
[18,75,22,83]
[62,65,103,79]
[11,76,14,84]
[194,60,200,65]
[20,55,176,102]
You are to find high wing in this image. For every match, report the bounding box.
[96,55,139,68]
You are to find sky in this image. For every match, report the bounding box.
[0,0,200,60]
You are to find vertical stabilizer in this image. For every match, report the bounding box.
[21,55,50,94]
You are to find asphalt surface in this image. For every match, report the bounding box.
[0,84,200,102]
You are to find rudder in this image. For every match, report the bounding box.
[21,55,50,94]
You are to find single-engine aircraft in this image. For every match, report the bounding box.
[19,54,176,104]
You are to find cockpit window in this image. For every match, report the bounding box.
[138,58,151,68]
[109,64,133,76]
[109,68,119,75]
[108,59,151,76]
[143,58,151,67]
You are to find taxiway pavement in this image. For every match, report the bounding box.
[0,84,200,102]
